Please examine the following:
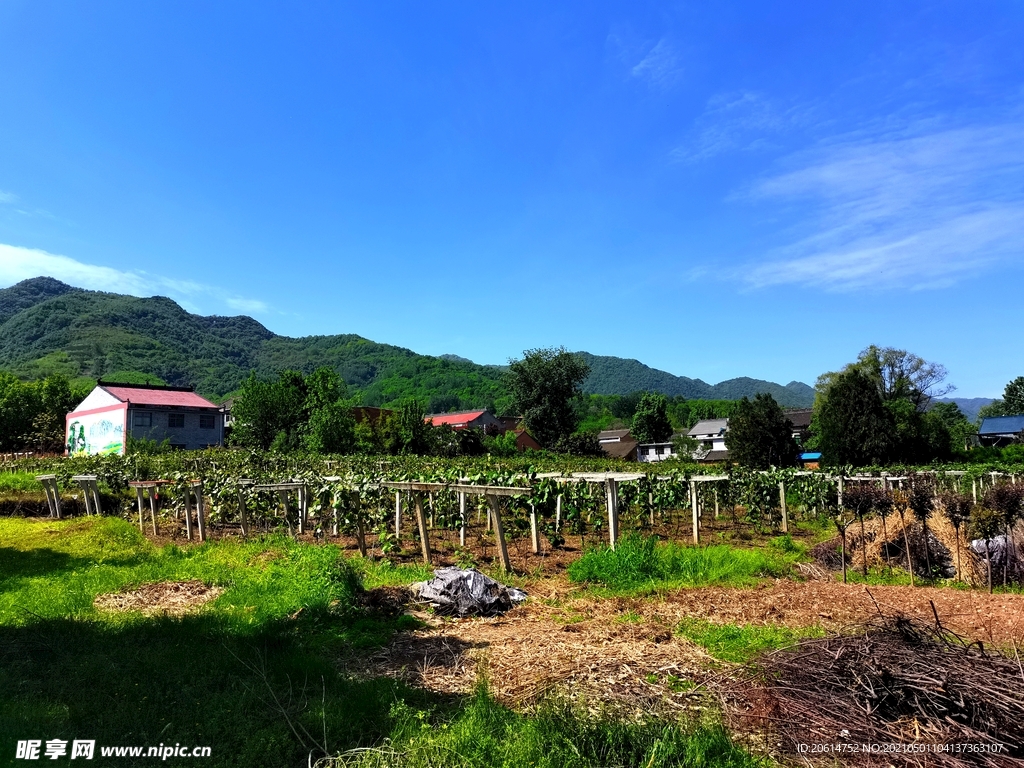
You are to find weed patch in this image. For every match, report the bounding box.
[567,533,796,591]
[328,682,763,768]
[676,618,823,663]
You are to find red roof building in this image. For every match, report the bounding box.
[66,381,224,456]
[424,409,503,433]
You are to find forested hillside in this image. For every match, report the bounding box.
[578,353,814,407]
[0,277,814,408]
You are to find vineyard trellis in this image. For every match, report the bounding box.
[12,450,1024,577]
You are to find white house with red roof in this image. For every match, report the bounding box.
[66,381,225,455]
[424,409,503,434]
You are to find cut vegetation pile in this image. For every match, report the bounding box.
[729,612,1024,767]
[93,580,224,616]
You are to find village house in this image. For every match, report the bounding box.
[977,415,1024,448]
[784,408,813,447]
[597,428,638,461]
[687,418,730,463]
[66,381,225,455]
[636,439,680,463]
[424,409,505,434]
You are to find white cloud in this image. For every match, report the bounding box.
[671,91,807,163]
[225,296,270,314]
[0,191,17,204]
[733,121,1024,291]
[630,39,681,88]
[0,242,271,315]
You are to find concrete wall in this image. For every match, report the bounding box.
[127,407,224,450]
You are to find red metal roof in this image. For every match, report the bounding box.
[425,410,487,426]
[101,385,219,409]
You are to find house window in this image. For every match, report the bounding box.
[656,446,665,455]
[199,414,215,429]
[133,412,151,427]
[168,413,185,428]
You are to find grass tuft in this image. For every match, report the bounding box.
[676,618,824,663]
[567,533,797,591]
[332,681,764,768]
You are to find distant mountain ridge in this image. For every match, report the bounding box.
[577,353,815,408]
[935,397,995,424]
[0,276,815,408]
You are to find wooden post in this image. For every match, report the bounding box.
[837,476,844,510]
[394,492,401,537]
[297,485,306,535]
[149,491,158,536]
[52,480,62,519]
[530,502,540,554]
[81,482,93,516]
[486,494,512,572]
[332,494,340,537]
[279,490,292,537]
[690,480,700,545]
[779,481,788,534]
[238,487,249,536]
[555,494,562,531]
[355,519,367,556]
[714,487,720,519]
[90,480,102,515]
[413,492,431,564]
[135,487,145,532]
[972,477,977,504]
[606,478,619,550]
[195,482,207,542]
[183,486,194,541]
[459,492,467,547]
[428,492,434,529]
[648,491,655,526]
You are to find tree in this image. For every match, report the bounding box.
[231,371,308,450]
[850,345,954,408]
[630,392,673,444]
[505,347,589,449]
[1003,376,1024,414]
[816,369,896,466]
[812,346,956,464]
[925,402,973,455]
[724,393,798,469]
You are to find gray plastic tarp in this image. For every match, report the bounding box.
[413,567,527,617]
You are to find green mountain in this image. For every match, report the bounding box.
[0,277,815,408]
[578,353,815,407]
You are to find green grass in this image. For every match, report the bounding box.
[0,517,761,768]
[336,682,765,768]
[0,471,46,494]
[676,618,824,663]
[0,517,439,766]
[567,533,798,591]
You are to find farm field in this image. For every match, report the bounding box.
[4,501,1024,767]
[4,453,1024,766]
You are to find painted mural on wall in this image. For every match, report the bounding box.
[66,410,125,456]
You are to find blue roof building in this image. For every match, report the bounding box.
[977,415,1024,447]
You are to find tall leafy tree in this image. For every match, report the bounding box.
[505,347,589,448]
[813,346,955,463]
[1002,376,1024,414]
[630,392,673,444]
[724,393,798,469]
[816,369,897,466]
[231,370,307,450]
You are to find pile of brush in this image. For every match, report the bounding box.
[727,609,1024,766]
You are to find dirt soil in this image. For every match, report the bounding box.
[357,576,1024,717]
[93,580,224,616]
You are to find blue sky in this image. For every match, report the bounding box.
[1,2,1022,397]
